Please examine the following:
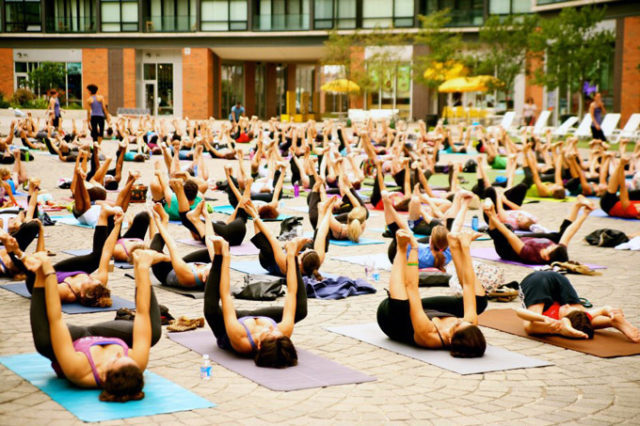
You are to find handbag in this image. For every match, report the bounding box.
[232,274,285,301]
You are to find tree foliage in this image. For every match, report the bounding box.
[477,14,539,98]
[27,62,66,96]
[529,5,614,115]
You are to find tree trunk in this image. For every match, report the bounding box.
[577,80,584,118]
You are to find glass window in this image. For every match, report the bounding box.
[144,63,156,80]
[425,0,483,27]
[101,0,138,32]
[15,62,27,73]
[13,61,82,107]
[254,0,309,31]
[221,64,244,118]
[489,0,510,15]
[47,0,95,32]
[512,0,530,13]
[201,0,247,31]
[5,0,41,32]
[362,0,392,28]
[147,0,195,32]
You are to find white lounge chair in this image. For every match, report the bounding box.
[499,111,516,131]
[573,115,593,139]
[348,109,367,123]
[532,110,551,136]
[600,113,620,140]
[553,116,578,138]
[611,113,640,142]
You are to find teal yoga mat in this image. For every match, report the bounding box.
[0,353,214,422]
[213,205,291,221]
[52,215,95,229]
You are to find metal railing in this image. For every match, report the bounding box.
[252,13,309,31]
[143,15,196,32]
[45,16,96,32]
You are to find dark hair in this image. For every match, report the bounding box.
[258,204,279,219]
[254,336,298,368]
[99,364,145,402]
[183,179,199,201]
[133,154,146,162]
[552,188,566,200]
[301,250,322,281]
[565,310,594,339]
[429,225,449,272]
[87,186,107,201]
[87,84,98,94]
[79,282,112,307]
[50,89,58,96]
[548,245,569,263]
[450,325,486,358]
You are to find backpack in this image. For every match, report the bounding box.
[585,228,629,247]
[463,159,477,173]
[232,275,285,301]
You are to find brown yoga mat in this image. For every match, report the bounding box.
[479,308,640,358]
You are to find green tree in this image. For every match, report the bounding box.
[27,62,66,96]
[529,5,614,117]
[413,10,465,88]
[478,14,539,102]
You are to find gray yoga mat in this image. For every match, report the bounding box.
[62,249,134,269]
[0,282,135,314]
[124,273,204,299]
[327,323,553,375]
[168,329,376,391]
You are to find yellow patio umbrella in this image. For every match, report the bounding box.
[321,79,360,94]
[423,61,468,81]
[438,75,499,93]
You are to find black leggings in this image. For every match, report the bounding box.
[489,219,571,261]
[107,211,150,241]
[386,222,431,263]
[30,286,161,364]
[472,178,528,209]
[376,295,488,345]
[149,233,210,285]
[90,116,105,141]
[591,125,606,141]
[600,190,640,214]
[12,220,41,251]
[178,211,247,246]
[226,173,282,209]
[203,255,308,351]
[250,232,285,277]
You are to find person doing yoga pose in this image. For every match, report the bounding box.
[28,248,165,401]
[204,235,308,367]
[377,229,487,357]
[517,270,640,342]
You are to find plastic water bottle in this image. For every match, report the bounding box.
[372,264,380,282]
[293,184,300,198]
[200,354,212,380]
[471,215,479,231]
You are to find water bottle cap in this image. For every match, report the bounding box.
[203,354,209,360]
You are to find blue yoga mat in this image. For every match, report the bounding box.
[590,209,638,221]
[62,249,133,269]
[0,282,135,314]
[213,205,291,221]
[0,353,214,422]
[52,215,95,229]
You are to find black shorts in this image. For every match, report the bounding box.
[520,271,580,311]
[90,116,105,140]
[600,192,618,214]
[52,116,60,128]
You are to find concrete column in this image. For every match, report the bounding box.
[265,63,277,119]
[411,45,430,121]
[212,51,222,118]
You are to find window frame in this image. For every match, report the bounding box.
[200,0,248,31]
[4,0,42,33]
[100,0,139,32]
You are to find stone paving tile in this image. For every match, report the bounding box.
[0,141,639,425]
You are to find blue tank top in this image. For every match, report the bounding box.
[593,106,603,125]
[90,96,105,117]
[53,97,60,118]
[238,316,278,351]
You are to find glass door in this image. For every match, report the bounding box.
[145,82,157,115]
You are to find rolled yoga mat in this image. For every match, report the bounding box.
[479,308,640,358]
[327,323,553,375]
[0,282,135,314]
[168,329,376,391]
[0,352,214,422]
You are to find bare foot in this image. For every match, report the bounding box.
[396,229,412,252]
[611,313,640,343]
[152,202,169,226]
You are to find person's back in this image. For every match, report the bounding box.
[90,95,105,118]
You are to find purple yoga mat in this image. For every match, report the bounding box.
[470,247,606,270]
[168,330,376,391]
[177,240,259,256]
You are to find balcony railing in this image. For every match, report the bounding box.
[252,13,309,31]
[45,16,96,32]
[143,15,196,32]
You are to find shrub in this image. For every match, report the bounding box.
[12,88,35,106]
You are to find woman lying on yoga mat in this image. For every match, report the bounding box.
[483,196,594,264]
[111,211,150,263]
[517,270,640,342]
[148,204,210,289]
[225,163,285,220]
[28,248,165,402]
[383,189,472,270]
[377,229,487,357]
[204,235,308,367]
[307,176,369,243]
[172,178,247,246]
[12,206,123,307]
[600,156,640,219]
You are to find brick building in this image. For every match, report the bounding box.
[0,0,638,124]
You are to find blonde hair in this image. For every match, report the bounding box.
[346,207,367,243]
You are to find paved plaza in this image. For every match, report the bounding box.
[0,137,639,425]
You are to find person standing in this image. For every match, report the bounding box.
[47,90,62,131]
[229,101,245,124]
[86,84,111,144]
[522,97,537,126]
[589,92,607,141]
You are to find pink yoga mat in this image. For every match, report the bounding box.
[470,247,606,270]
